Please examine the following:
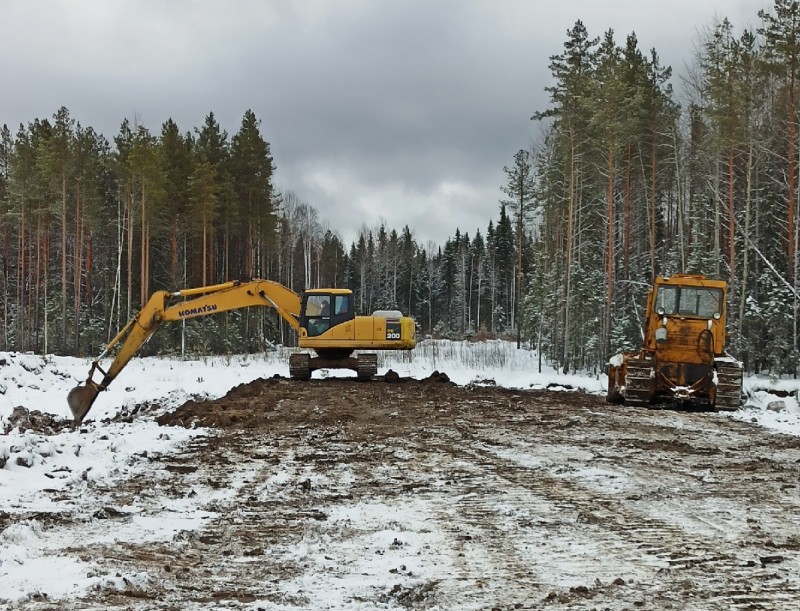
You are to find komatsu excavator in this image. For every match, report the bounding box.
[68,279,416,425]
[606,274,743,411]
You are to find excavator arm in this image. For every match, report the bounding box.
[68,280,301,425]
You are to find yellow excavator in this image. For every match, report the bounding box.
[607,274,743,411]
[68,279,416,425]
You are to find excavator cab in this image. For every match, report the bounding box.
[300,290,354,337]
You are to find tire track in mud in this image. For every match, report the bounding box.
[420,399,800,610]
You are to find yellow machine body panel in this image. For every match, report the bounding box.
[299,315,416,350]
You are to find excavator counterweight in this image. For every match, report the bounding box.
[68,279,416,425]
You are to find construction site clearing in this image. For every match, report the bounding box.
[2,369,800,610]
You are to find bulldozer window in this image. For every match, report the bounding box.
[655,286,722,318]
[655,286,678,315]
[681,287,722,318]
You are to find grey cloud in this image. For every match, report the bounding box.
[0,0,770,246]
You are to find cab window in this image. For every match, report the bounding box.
[305,295,330,336]
[334,295,349,316]
[305,295,330,317]
[654,285,722,318]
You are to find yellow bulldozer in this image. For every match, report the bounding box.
[607,274,743,411]
[68,279,416,425]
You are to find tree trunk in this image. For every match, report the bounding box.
[649,134,657,281]
[170,219,179,286]
[1,206,7,350]
[35,214,42,351]
[126,192,133,320]
[727,146,736,326]
[563,134,576,374]
[17,193,24,351]
[789,80,796,280]
[738,142,753,356]
[61,171,68,351]
[86,226,93,312]
[44,234,50,354]
[73,183,83,354]
[624,142,632,281]
[605,144,615,361]
[714,162,721,278]
[516,187,523,349]
[202,213,208,287]
[140,184,148,307]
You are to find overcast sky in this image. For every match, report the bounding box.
[0,0,771,247]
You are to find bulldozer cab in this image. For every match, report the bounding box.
[300,289,355,337]
[606,273,742,411]
[644,275,727,357]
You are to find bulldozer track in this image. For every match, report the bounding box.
[623,361,653,406]
[8,378,800,610]
[441,425,800,610]
[715,360,744,411]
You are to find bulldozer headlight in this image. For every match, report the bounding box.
[712,312,721,320]
[657,307,666,316]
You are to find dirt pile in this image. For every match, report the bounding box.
[155,371,461,430]
[2,406,72,435]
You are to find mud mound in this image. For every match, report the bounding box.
[2,406,72,435]
[423,370,452,384]
[14,372,800,611]
[155,375,600,432]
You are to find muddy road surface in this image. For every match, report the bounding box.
[7,373,800,610]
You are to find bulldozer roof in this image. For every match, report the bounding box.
[656,274,727,289]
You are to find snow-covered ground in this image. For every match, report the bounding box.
[1,339,799,606]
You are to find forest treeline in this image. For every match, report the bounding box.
[525,0,800,377]
[1,1,799,375]
[0,105,522,361]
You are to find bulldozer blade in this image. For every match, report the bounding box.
[67,384,99,425]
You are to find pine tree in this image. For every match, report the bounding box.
[0,124,10,350]
[759,1,800,367]
[194,112,230,282]
[501,149,536,347]
[41,107,74,352]
[159,119,192,287]
[230,110,275,279]
[533,20,599,371]
[188,159,219,286]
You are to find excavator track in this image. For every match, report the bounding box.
[289,353,312,380]
[624,360,653,407]
[356,353,378,380]
[714,359,743,411]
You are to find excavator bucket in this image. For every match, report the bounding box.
[67,383,100,425]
